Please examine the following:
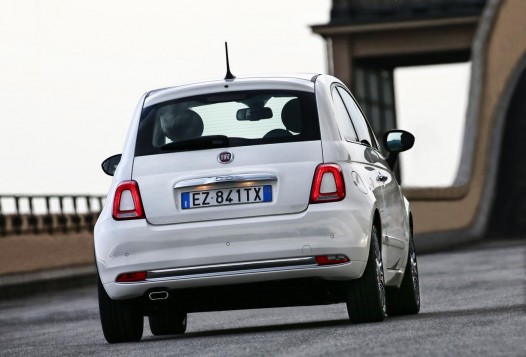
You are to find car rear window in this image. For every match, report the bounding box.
[135,90,320,156]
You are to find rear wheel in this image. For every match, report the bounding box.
[386,233,420,316]
[148,311,187,336]
[98,278,143,343]
[345,225,387,323]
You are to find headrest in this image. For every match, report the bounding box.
[161,109,204,142]
[263,128,293,138]
[281,98,302,133]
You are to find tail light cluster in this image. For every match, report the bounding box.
[310,163,346,203]
[113,180,145,220]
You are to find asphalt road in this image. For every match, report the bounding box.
[1,240,524,357]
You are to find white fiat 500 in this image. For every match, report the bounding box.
[95,73,419,343]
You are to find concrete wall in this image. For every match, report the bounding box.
[0,232,94,276]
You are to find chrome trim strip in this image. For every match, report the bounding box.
[174,173,278,189]
[147,256,317,281]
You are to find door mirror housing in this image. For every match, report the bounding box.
[101,154,122,176]
[382,130,415,169]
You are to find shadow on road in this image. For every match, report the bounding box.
[142,318,351,342]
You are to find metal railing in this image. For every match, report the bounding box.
[0,195,106,236]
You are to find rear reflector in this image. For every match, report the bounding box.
[315,255,350,265]
[116,271,147,282]
[113,180,145,220]
[310,163,346,203]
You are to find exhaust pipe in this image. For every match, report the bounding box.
[149,291,169,301]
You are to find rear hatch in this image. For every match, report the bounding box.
[132,87,323,225]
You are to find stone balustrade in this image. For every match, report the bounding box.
[0,195,105,236]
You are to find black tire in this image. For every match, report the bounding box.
[98,278,143,343]
[386,232,420,316]
[148,311,187,336]
[345,225,387,323]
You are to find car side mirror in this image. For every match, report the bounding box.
[382,130,415,169]
[101,154,122,176]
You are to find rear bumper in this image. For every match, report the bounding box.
[95,203,371,299]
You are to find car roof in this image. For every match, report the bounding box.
[143,73,322,108]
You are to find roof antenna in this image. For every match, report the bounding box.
[224,42,236,80]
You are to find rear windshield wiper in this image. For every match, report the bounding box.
[160,135,230,152]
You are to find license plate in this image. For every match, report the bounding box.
[181,185,272,209]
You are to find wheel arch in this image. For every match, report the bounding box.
[399,210,414,274]
[409,211,414,235]
[372,209,382,247]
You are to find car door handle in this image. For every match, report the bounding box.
[376,174,388,182]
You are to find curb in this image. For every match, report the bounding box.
[0,265,97,300]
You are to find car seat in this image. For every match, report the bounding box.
[264,98,302,138]
[162,109,204,142]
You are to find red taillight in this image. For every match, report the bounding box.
[116,271,147,282]
[112,180,145,220]
[315,255,350,265]
[310,163,346,203]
